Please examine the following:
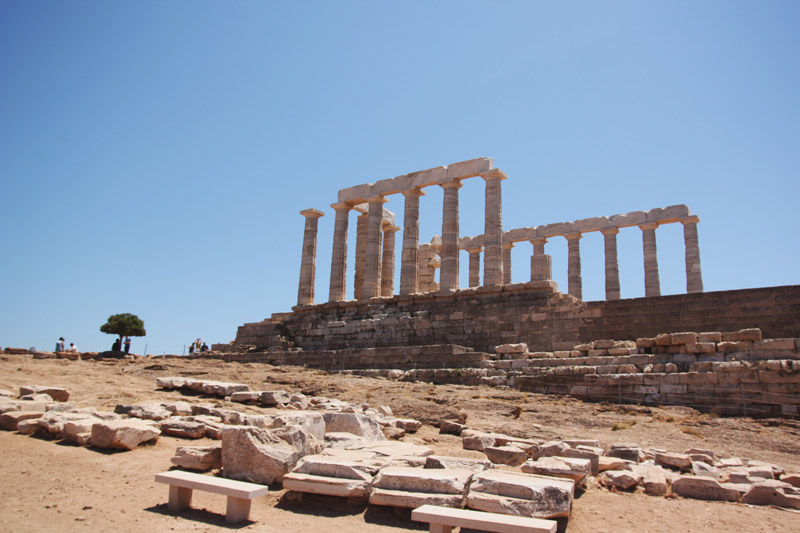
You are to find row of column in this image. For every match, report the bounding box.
[299,170,507,305]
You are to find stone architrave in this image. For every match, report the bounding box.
[381,224,400,297]
[354,212,368,298]
[681,215,704,293]
[640,222,661,297]
[482,170,506,287]
[601,227,621,300]
[439,179,462,291]
[362,197,387,299]
[565,233,583,300]
[400,188,424,295]
[529,238,551,281]
[297,209,325,306]
[466,246,482,288]
[502,242,514,284]
[328,202,351,302]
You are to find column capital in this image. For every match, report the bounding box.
[330,201,352,212]
[601,226,620,236]
[402,187,425,198]
[529,237,548,246]
[439,179,463,190]
[465,246,483,254]
[367,195,388,205]
[300,208,325,219]
[639,222,659,231]
[481,168,508,181]
[680,215,700,225]
[502,241,515,250]
[383,224,401,234]
[564,232,582,242]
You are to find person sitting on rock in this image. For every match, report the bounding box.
[112,338,121,352]
[68,343,79,353]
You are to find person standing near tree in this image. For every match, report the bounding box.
[124,337,131,354]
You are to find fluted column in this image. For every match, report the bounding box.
[380,224,400,297]
[354,212,368,298]
[466,246,482,287]
[681,215,703,293]
[482,169,507,287]
[565,233,583,300]
[640,222,661,297]
[439,179,462,291]
[362,197,387,299]
[297,209,324,306]
[601,227,621,300]
[529,238,551,281]
[400,188,424,295]
[328,202,351,302]
[502,242,514,284]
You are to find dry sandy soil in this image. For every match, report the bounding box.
[1,354,799,533]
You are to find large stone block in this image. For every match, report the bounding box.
[466,470,574,519]
[158,418,207,439]
[19,385,70,402]
[369,466,474,508]
[221,425,304,484]
[521,456,591,484]
[671,476,740,502]
[741,480,800,509]
[171,445,222,471]
[322,412,385,441]
[89,419,160,450]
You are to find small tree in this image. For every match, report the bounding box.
[100,313,146,347]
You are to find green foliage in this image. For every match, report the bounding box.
[100,313,146,339]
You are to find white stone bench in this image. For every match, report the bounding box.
[155,470,269,524]
[412,504,557,533]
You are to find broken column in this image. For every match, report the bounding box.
[467,246,482,288]
[601,227,621,300]
[439,179,462,292]
[328,202,351,302]
[381,223,399,297]
[566,233,583,300]
[502,242,513,284]
[482,169,506,287]
[362,197,386,299]
[640,222,661,297]
[297,209,324,306]
[399,188,424,295]
[681,215,703,293]
[530,238,551,281]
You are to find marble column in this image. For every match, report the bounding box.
[681,215,704,293]
[466,246,482,288]
[297,209,324,306]
[439,179,462,291]
[482,169,507,287]
[529,238,551,281]
[353,212,368,299]
[400,188,424,295]
[601,227,621,301]
[640,222,661,297]
[502,242,514,285]
[565,233,583,300]
[362,197,387,299]
[381,224,400,297]
[328,202,351,302]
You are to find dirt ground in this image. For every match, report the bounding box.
[1,354,799,533]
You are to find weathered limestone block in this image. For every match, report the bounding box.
[600,470,640,491]
[599,456,633,472]
[348,440,434,461]
[0,411,46,431]
[494,436,541,458]
[0,389,14,397]
[201,381,250,397]
[260,390,291,406]
[63,418,98,445]
[606,444,642,463]
[439,420,467,435]
[270,412,326,443]
[425,455,494,472]
[322,412,385,441]
[655,452,693,471]
[686,447,715,460]
[37,411,95,436]
[171,445,222,471]
[221,425,304,484]
[395,418,422,432]
[19,386,70,402]
[466,470,574,519]
[495,343,528,354]
[693,461,727,482]
[485,446,528,467]
[325,432,369,449]
[671,476,740,502]
[89,419,160,450]
[717,457,745,468]
[16,418,42,434]
[780,474,800,488]
[156,376,186,389]
[521,457,591,484]
[20,393,54,402]
[564,439,601,449]
[540,440,570,458]
[369,466,474,508]
[633,465,668,496]
[158,418,207,439]
[562,447,601,475]
[163,401,193,416]
[183,415,224,439]
[117,402,172,421]
[230,391,262,403]
[741,480,800,509]
[462,430,498,452]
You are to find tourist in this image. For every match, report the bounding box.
[188,343,195,354]
[112,338,121,352]
[124,336,131,354]
[195,338,202,352]
[200,342,209,352]
[68,343,78,353]
[55,337,65,353]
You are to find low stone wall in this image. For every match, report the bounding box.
[222,284,800,354]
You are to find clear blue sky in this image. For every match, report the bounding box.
[1,1,798,355]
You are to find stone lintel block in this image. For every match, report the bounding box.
[407,166,447,189]
[608,210,647,228]
[447,157,493,180]
[536,222,575,238]
[338,183,373,204]
[646,204,690,224]
[573,216,609,233]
